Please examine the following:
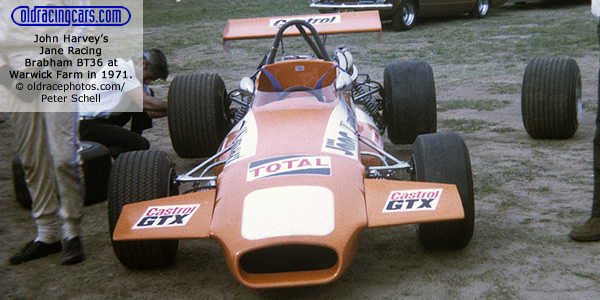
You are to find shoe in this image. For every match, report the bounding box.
[569,217,600,242]
[9,240,62,265]
[62,236,85,265]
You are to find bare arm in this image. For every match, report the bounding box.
[125,86,167,118]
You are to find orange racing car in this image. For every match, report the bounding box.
[108,11,474,289]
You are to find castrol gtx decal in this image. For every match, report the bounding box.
[382,189,443,213]
[132,204,200,229]
[247,155,331,181]
[322,102,358,159]
[226,111,258,166]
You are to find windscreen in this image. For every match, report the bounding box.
[252,84,340,109]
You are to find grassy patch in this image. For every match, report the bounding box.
[438,99,511,112]
[488,82,521,94]
[583,99,597,113]
[474,172,502,196]
[440,118,495,133]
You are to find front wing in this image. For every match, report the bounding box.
[112,180,463,241]
[364,179,464,228]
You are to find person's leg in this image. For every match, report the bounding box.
[593,94,600,219]
[593,21,600,219]
[80,119,150,158]
[44,112,86,264]
[569,28,600,241]
[8,111,62,264]
[130,112,153,134]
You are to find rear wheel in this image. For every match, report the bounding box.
[412,133,474,250]
[168,74,231,158]
[384,61,436,144]
[80,141,111,206]
[391,0,416,31]
[12,141,111,209]
[521,57,582,139]
[108,150,179,268]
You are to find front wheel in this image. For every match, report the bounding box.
[168,74,231,158]
[384,61,437,144]
[108,150,179,268]
[412,133,474,250]
[391,0,416,31]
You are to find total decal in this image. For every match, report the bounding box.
[322,102,358,159]
[270,14,341,27]
[132,204,200,229]
[247,155,332,181]
[226,111,258,166]
[382,189,443,213]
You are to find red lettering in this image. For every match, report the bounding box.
[316,158,329,167]
[297,159,312,168]
[250,165,265,177]
[282,158,298,169]
[267,163,281,173]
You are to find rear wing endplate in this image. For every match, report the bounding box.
[222,11,382,52]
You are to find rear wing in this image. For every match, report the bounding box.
[222,11,382,52]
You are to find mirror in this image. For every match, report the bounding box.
[335,72,353,92]
[239,77,255,96]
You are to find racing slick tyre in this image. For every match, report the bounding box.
[80,141,112,205]
[412,132,474,250]
[11,141,111,209]
[469,0,490,18]
[521,57,582,139]
[384,61,436,144]
[391,0,416,31]
[168,73,231,158]
[108,150,180,268]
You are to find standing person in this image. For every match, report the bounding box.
[7,113,86,264]
[570,0,600,242]
[1,0,86,264]
[78,49,168,158]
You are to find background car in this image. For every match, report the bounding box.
[310,0,508,30]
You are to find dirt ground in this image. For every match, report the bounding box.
[2,1,600,299]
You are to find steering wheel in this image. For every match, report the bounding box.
[277,85,325,102]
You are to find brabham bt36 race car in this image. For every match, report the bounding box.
[108,11,474,289]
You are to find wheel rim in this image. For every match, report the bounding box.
[402,3,415,26]
[478,0,490,16]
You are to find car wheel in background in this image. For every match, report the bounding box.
[412,132,475,250]
[521,57,582,139]
[12,141,111,209]
[108,150,179,268]
[391,0,416,31]
[469,0,490,18]
[384,61,437,144]
[168,73,232,158]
